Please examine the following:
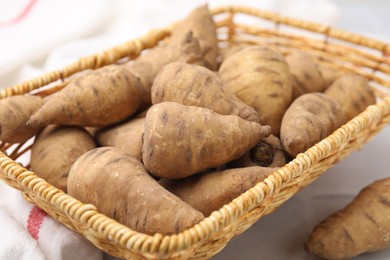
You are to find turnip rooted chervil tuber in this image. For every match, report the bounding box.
[305,178,390,259]
[142,102,271,179]
[324,74,376,121]
[159,166,278,216]
[28,65,143,127]
[0,95,44,143]
[219,45,293,136]
[228,135,287,168]
[151,62,259,122]
[28,5,217,128]
[285,51,327,100]
[280,93,346,157]
[95,117,145,161]
[68,147,204,235]
[31,125,96,192]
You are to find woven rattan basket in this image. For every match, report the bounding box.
[1,5,390,259]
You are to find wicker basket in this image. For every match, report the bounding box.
[1,5,390,259]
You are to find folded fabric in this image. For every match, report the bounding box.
[0,0,113,78]
[0,181,103,260]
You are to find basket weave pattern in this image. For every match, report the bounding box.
[0,6,390,259]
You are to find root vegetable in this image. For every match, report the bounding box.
[280,93,346,157]
[305,178,390,259]
[126,5,218,105]
[319,64,344,88]
[28,5,217,128]
[219,45,293,136]
[228,135,287,168]
[95,117,145,161]
[125,33,204,107]
[324,74,376,121]
[67,147,204,235]
[285,51,326,99]
[28,64,143,127]
[219,42,252,61]
[178,31,204,66]
[151,62,259,122]
[142,102,271,179]
[31,125,96,192]
[0,95,44,143]
[168,4,218,70]
[159,166,277,216]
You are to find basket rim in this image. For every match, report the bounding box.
[0,4,390,258]
[1,96,388,256]
[213,5,390,54]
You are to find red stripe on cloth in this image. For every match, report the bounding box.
[0,0,39,28]
[27,206,47,240]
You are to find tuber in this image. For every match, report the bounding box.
[95,117,145,161]
[285,51,327,99]
[126,4,218,105]
[305,178,390,259]
[280,93,346,157]
[67,147,204,235]
[31,125,96,192]
[319,64,344,88]
[151,62,259,122]
[142,102,271,179]
[219,45,293,136]
[159,166,278,216]
[324,74,376,121]
[28,5,217,128]
[28,64,143,127]
[0,95,44,143]
[228,135,287,168]
[219,42,252,61]
[167,4,218,70]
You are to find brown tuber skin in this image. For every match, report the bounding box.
[285,51,327,99]
[142,102,271,179]
[28,64,143,127]
[159,166,278,216]
[324,74,376,121]
[0,95,44,143]
[167,4,218,70]
[219,42,252,62]
[30,125,96,192]
[67,147,204,235]
[319,64,344,88]
[228,135,287,168]
[305,178,390,259]
[178,31,206,66]
[280,93,347,157]
[151,62,259,122]
[95,117,145,161]
[219,45,293,136]
[126,5,218,106]
[28,5,217,128]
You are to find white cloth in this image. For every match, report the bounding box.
[0,181,103,260]
[0,0,113,78]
